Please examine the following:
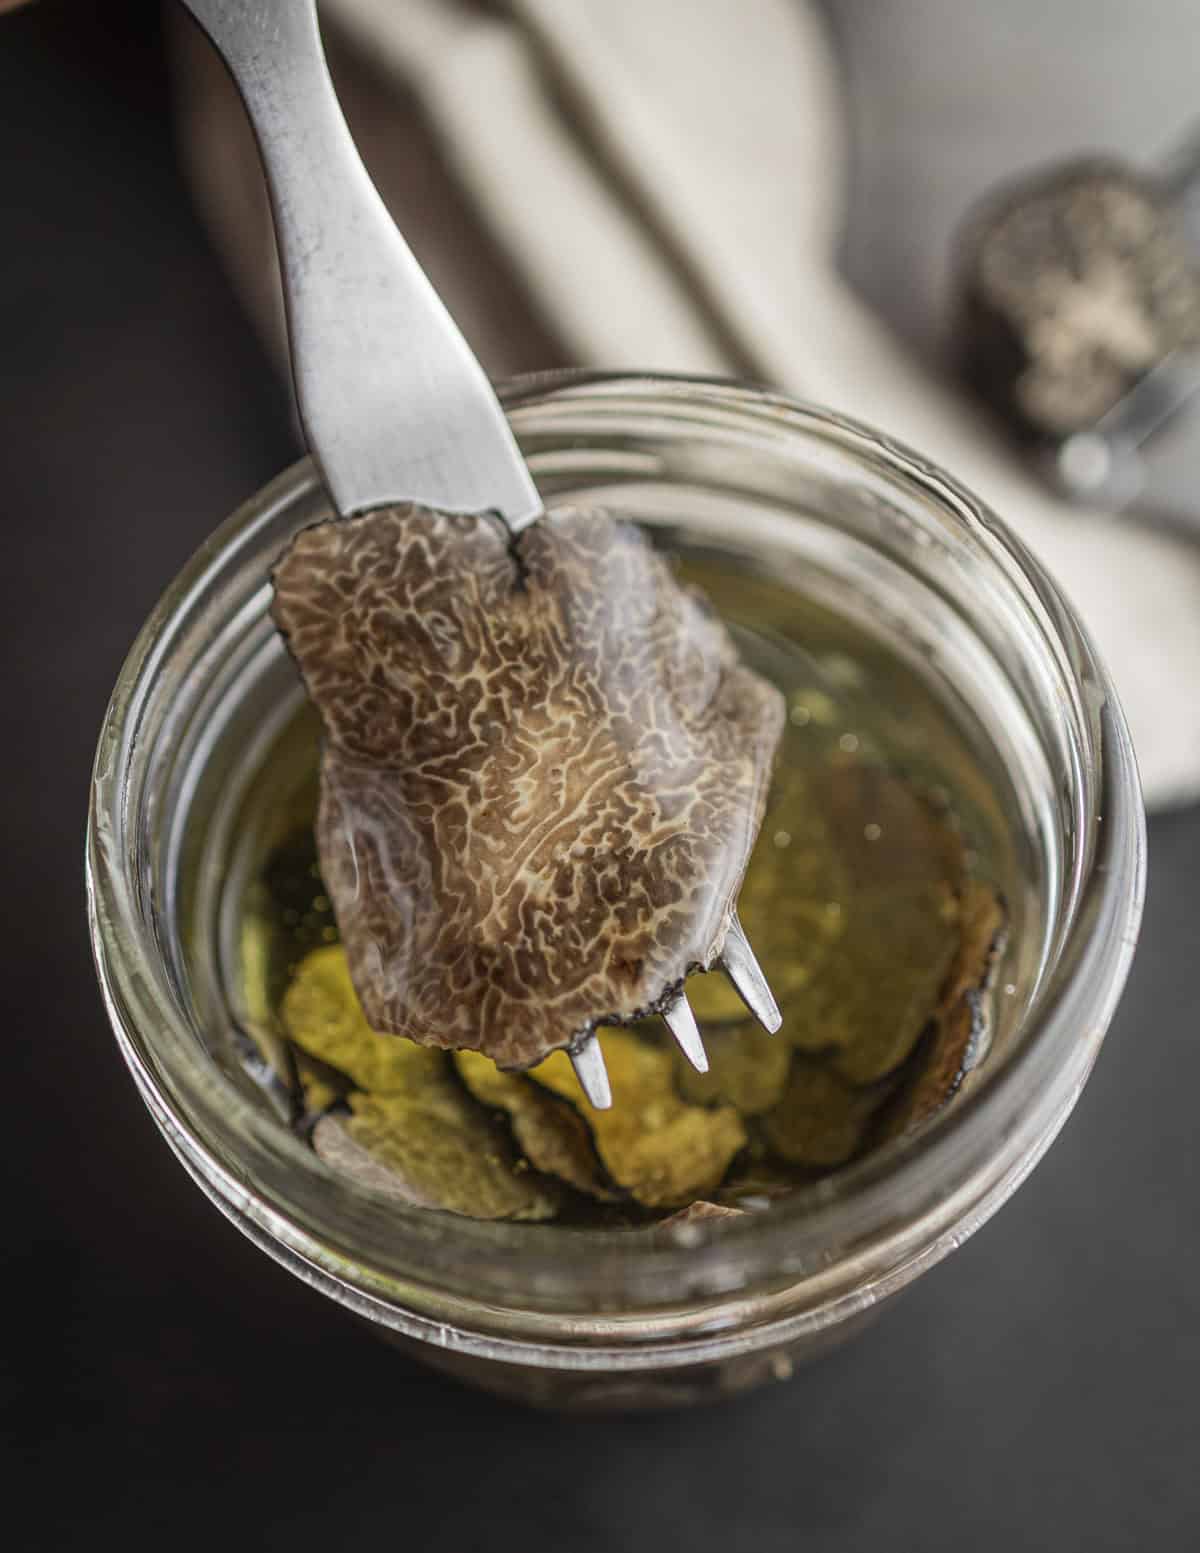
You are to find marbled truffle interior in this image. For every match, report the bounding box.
[271,505,784,1069]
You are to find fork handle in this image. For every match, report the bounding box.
[178,0,541,528]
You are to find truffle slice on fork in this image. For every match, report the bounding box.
[272,504,785,1106]
[182,0,783,1108]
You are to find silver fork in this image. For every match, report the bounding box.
[180,0,781,1107]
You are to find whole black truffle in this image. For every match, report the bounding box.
[956,158,1200,441]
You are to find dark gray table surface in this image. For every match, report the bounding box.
[3,4,1197,1549]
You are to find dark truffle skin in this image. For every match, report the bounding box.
[956,158,1200,440]
[271,505,784,1069]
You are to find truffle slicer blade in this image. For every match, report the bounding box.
[182,0,784,1110]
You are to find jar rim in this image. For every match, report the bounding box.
[87,371,1145,1338]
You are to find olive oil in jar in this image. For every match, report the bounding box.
[226,555,1020,1227]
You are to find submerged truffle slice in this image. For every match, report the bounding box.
[528,1030,747,1208]
[454,1050,619,1201]
[272,505,784,1070]
[874,880,1008,1141]
[313,1091,562,1221]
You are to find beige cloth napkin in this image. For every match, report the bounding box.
[175,0,1200,808]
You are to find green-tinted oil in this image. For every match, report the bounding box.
[227,556,1018,1226]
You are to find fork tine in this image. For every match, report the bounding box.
[570,1033,613,1109]
[721,915,783,1033]
[663,992,709,1073]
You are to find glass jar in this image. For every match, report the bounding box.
[87,373,1145,1409]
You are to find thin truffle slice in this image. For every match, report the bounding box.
[874,881,1008,1141]
[313,1092,561,1221]
[454,1050,619,1201]
[282,945,561,1219]
[527,1030,747,1208]
[782,762,967,1084]
[674,1023,792,1116]
[280,945,441,1094]
[762,1056,897,1168]
[272,505,784,1070]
